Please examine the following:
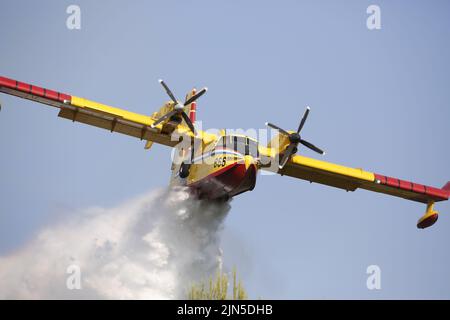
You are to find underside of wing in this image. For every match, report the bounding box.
[57,97,181,147]
[280,154,374,192]
[359,174,449,204]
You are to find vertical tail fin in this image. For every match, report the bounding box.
[184,88,197,125]
[189,101,197,123]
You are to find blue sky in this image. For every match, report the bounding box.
[1,0,449,299]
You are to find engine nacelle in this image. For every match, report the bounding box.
[266,132,291,153]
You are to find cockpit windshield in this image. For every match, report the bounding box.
[215,135,259,158]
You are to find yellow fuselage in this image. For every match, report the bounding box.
[176,146,258,200]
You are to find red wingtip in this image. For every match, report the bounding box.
[442,182,450,198]
[442,181,450,192]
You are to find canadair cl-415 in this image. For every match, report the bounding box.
[0,76,448,229]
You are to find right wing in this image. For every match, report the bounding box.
[281,153,449,204]
[274,152,449,228]
[0,75,217,148]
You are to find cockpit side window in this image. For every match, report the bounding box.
[215,136,226,149]
[248,139,259,158]
[234,136,246,155]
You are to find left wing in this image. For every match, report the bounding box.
[0,75,216,147]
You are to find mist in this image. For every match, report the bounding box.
[0,187,230,299]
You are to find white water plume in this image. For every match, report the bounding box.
[0,187,230,299]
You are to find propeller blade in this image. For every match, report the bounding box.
[184,87,207,106]
[159,79,178,104]
[297,106,310,133]
[279,143,297,169]
[151,109,178,127]
[300,139,324,155]
[265,122,290,136]
[181,111,196,134]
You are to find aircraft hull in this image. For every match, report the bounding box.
[189,160,257,200]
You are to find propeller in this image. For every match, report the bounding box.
[266,106,325,170]
[151,79,207,134]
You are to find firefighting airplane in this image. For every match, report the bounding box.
[0,75,449,229]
